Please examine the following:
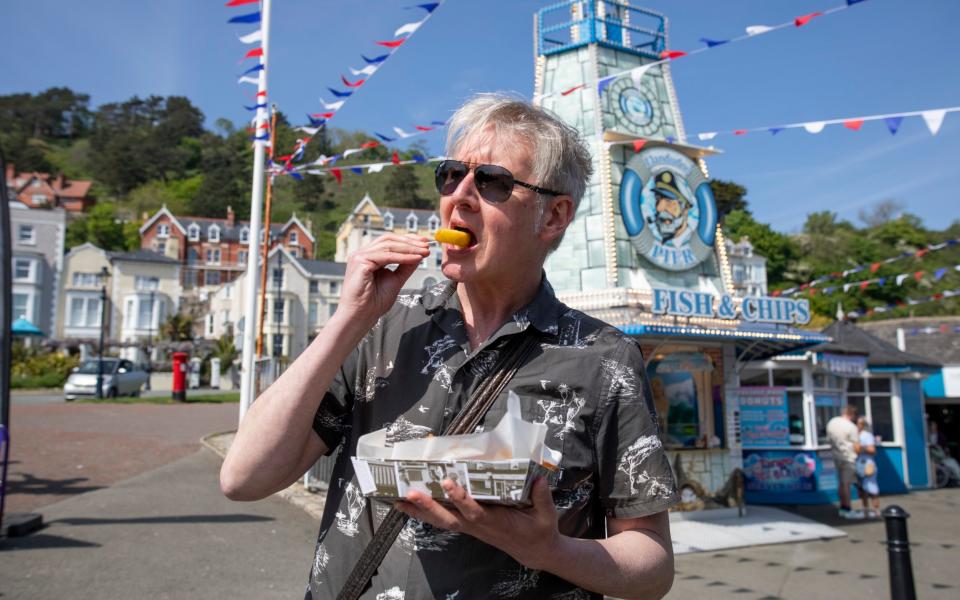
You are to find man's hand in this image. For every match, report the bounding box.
[337,233,430,327]
[395,477,560,571]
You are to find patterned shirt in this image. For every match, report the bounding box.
[307,277,677,600]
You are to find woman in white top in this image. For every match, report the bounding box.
[855,417,881,518]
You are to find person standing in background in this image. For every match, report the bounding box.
[827,405,863,519]
[855,417,881,519]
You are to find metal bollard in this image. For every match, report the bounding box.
[882,505,916,600]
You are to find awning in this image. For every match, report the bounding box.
[619,323,831,362]
[11,316,44,337]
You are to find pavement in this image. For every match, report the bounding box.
[3,392,960,599]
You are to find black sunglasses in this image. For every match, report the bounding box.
[434,159,564,204]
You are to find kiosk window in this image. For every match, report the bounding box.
[772,369,802,388]
[787,392,805,442]
[647,350,716,449]
[848,377,895,443]
[740,369,769,386]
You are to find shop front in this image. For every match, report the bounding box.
[740,321,941,505]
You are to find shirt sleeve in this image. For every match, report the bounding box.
[594,336,678,519]
[311,346,360,456]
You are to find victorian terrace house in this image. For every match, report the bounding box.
[139,205,315,291]
[5,163,95,213]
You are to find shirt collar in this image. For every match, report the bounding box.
[421,274,564,337]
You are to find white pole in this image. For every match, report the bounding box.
[239,0,272,425]
[896,327,906,352]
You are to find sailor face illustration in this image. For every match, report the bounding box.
[649,170,692,243]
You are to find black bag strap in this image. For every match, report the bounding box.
[336,332,540,600]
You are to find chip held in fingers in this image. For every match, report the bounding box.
[434,228,471,248]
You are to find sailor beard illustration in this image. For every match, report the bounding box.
[648,170,692,244]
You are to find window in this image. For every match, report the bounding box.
[272,333,284,357]
[206,249,221,264]
[772,369,802,387]
[18,224,35,244]
[240,227,250,244]
[289,247,299,258]
[647,350,715,448]
[848,377,896,443]
[31,194,46,205]
[31,179,41,188]
[72,271,103,287]
[815,395,842,445]
[67,294,101,327]
[272,267,284,289]
[329,281,339,294]
[308,302,318,326]
[138,296,154,329]
[309,281,319,294]
[435,250,443,269]
[157,224,170,238]
[208,225,220,242]
[188,223,200,241]
[14,259,32,280]
[206,314,215,337]
[406,214,418,232]
[184,270,198,287]
[135,276,159,291]
[328,302,338,317]
[273,298,285,324]
[12,293,30,320]
[428,215,440,232]
[156,241,166,255]
[205,271,221,286]
[290,231,299,244]
[383,213,394,229]
[739,369,769,387]
[237,250,247,265]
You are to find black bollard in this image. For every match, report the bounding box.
[882,505,916,600]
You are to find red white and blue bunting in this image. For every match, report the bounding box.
[540,0,872,101]
[845,288,960,319]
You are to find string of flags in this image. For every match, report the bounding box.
[845,287,960,320]
[604,105,958,154]
[277,155,443,186]
[774,237,960,297]
[280,2,444,163]
[904,324,960,336]
[540,0,871,102]
[228,0,272,143]
[790,265,960,298]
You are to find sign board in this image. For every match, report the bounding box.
[738,387,790,447]
[620,148,718,271]
[820,352,867,377]
[652,287,812,325]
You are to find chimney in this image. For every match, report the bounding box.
[54,173,65,190]
[5,162,14,183]
[226,205,235,227]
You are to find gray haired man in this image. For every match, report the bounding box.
[221,94,678,599]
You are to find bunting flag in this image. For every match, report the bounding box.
[226,0,259,6]
[542,0,871,103]
[774,237,960,297]
[904,324,960,336]
[238,30,262,44]
[294,155,443,179]
[845,287,960,320]
[227,12,260,25]
[788,263,960,298]
[242,47,263,60]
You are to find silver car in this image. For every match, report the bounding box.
[64,358,149,400]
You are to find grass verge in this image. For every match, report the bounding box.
[78,392,239,404]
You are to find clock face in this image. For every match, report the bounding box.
[607,77,662,137]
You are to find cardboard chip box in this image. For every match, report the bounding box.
[351,392,560,506]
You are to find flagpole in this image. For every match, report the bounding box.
[239,0,272,426]
[256,107,278,358]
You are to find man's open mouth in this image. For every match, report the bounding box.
[451,225,478,248]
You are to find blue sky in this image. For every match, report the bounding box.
[3,0,958,233]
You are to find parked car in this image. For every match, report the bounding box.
[64,358,149,400]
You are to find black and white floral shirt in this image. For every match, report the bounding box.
[306,277,677,600]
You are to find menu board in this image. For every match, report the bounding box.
[738,387,790,447]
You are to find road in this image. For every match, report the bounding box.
[9,387,236,405]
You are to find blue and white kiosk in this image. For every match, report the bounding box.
[534,2,829,512]
[739,320,940,504]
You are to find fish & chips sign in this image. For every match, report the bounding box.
[652,287,811,325]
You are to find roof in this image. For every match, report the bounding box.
[298,259,347,277]
[381,207,439,220]
[141,206,314,243]
[813,320,941,370]
[620,322,830,362]
[108,249,180,265]
[858,316,960,365]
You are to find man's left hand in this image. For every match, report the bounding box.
[395,477,559,570]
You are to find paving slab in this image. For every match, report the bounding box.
[0,448,318,599]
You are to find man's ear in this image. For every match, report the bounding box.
[538,195,575,246]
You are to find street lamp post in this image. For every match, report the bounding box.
[96,265,111,399]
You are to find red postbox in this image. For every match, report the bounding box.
[172,352,188,402]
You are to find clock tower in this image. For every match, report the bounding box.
[536,1,729,308]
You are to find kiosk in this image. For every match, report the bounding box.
[535,2,829,513]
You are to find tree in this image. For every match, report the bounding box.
[710,179,749,219]
[858,200,904,228]
[65,202,134,251]
[161,313,195,342]
[384,165,432,209]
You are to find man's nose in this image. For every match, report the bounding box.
[448,169,481,210]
